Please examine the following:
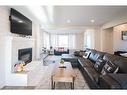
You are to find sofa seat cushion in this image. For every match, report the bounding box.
[84,67,100,83]
[108,74,127,89]
[99,74,121,89]
[113,57,127,73]
[78,57,94,67]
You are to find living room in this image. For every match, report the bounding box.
[0,4,127,93]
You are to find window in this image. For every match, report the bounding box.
[50,34,75,49]
[58,35,68,47]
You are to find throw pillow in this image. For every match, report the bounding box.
[94,58,106,73]
[101,61,119,75]
[83,51,91,59]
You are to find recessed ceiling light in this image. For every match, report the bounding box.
[18,20,23,23]
[90,19,95,23]
[67,19,71,23]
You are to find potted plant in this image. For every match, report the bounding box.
[60,59,64,67]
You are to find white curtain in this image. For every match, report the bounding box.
[43,32,50,49]
[84,29,94,49]
[68,34,75,49]
[50,34,58,48]
[50,34,76,49]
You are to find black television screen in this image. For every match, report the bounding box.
[122,31,127,40]
[10,8,32,36]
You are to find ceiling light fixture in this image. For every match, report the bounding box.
[90,19,95,23]
[67,19,71,23]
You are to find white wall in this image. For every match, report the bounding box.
[0,37,6,88]
[0,6,41,88]
[32,23,41,60]
[101,10,127,53]
[100,23,127,53]
[101,28,113,54]
[113,24,127,51]
[0,7,10,88]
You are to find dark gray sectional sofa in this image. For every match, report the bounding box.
[75,48,127,89]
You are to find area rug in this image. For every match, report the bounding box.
[35,55,89,89]
[44,55,61,65]
[35,67,89,89]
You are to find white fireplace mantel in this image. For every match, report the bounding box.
[4,36,35,86]
[11,36,34,72]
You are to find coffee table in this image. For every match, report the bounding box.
[51,62,76,89]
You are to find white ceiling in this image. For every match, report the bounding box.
[43,6,127,33]
[9,6,127,33]
[10,6,127,26]
[52,6,127,26]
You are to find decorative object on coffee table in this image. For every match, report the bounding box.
[59,59,65,68]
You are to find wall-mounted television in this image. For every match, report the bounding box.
[9,8,32,36]
[122,31,127,40]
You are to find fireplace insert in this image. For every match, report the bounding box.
[18,48,32,65]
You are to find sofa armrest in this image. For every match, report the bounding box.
[99,74,121,89]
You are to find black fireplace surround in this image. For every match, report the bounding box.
[18,48,32,65]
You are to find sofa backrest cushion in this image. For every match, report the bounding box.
[88,50,105,63]
[83,50,91,58]
[94,58,106,73]
[103,53,118,62]
[101,61,119,75]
